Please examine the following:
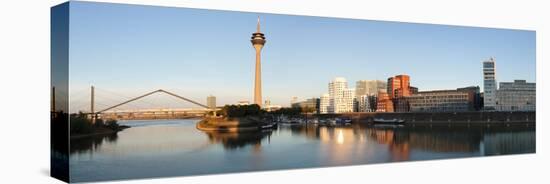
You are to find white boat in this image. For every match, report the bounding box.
[290,118,303,124]
[328,119,337,126]
[260,122,276,129]
[311,119,319,124]
[373,118,405,124]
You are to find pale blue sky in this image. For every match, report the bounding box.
[66,1,535,111]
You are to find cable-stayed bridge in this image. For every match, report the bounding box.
[63,86,218,120]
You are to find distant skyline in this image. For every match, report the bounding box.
[67,1,535,111]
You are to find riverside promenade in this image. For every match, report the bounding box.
[317,111,535,127]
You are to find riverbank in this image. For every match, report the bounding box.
[316,111,535,125]
[70,125,130,139]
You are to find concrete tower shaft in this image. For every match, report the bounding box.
[251,17,266,107]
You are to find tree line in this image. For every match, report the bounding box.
[217,104,316,117]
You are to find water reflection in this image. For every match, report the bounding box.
[276,123,534,158]
[69,120,535,182]
[70,133,119,154]
[482,130,536,155]
[204,131,273,150]
[70,122,535,157]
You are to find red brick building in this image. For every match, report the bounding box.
[376,91,394,112]
[387,75,412,98]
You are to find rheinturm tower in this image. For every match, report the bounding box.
[251,17,266,107]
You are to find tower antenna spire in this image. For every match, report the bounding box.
[257,16,261,33]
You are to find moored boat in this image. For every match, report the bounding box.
[260,122,277,129]
[372,118,405,125]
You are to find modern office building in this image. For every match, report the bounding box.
[357,95,375,112]
[206,95,216,109]
[328,77,346,113]
[290,96,299,106]
[376,91,394,112]
[263,99,279,111]
[356,80,387,97]
[483,57,497,110]
[368,95,379,112]
[387,75,411,98]
[385,75,415,112]
[326,77,355,113]
[320,94,330,114]
[264,99,271,107]
[409,86,419,95]
[263,99,283,111]
[315,98,321,114]
[496,80,536,111]
[406,87,479,112]
[457,86,482,111]
[329,77,347,99]
[394,98,410,112]
[291,98,320,113]
[343,88,356,113]
[355,80,386,112]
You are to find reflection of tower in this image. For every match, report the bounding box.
[251,17,266,107]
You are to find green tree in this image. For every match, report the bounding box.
[70,112,93,134]
[221,104,263,117]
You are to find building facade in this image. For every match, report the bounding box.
[356,80,386,97]
[409,86,419,95]
[264,99,271,107]
[206,95,216,109]
[328,77,346,113]
[320,94,330,114]
[406,87,479,112]
[496,80,535,111]
[324,77,356,113]
[483,57,497,110]
[342,88,356,113]
[384,74,415,112]
[457,86,482,111]
[376,91,394,112]
[357,95,376,112]
[263,99,282,112]
[290,96,298,107]
[393,98,410,112]
[368,95,379,112]
[387,75,411,98]
[291,98,320,113]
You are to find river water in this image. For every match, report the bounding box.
[69,119,535,182]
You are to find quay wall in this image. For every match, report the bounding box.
[101,113,205,120]
[314,111,536,126]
